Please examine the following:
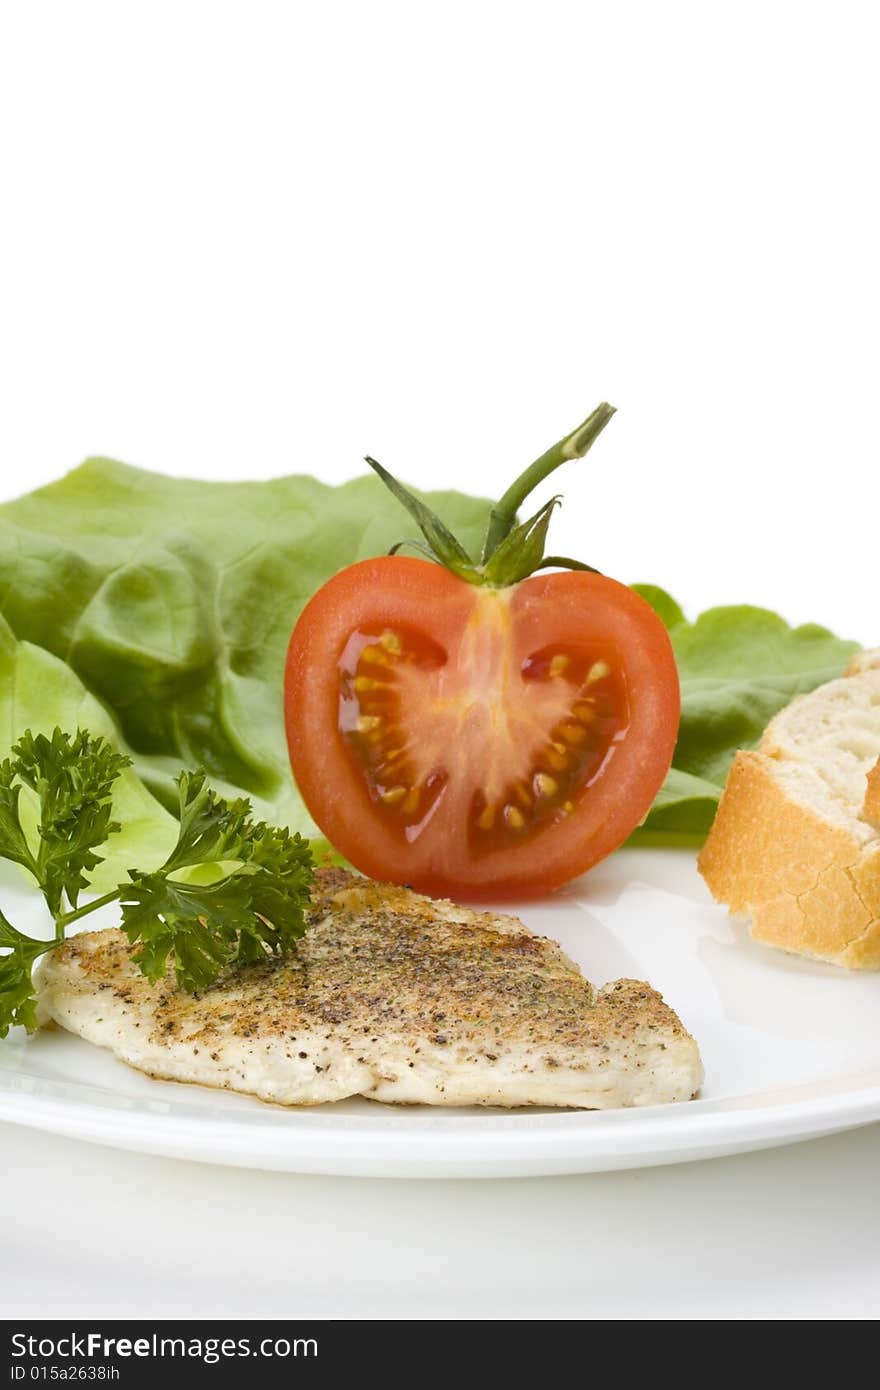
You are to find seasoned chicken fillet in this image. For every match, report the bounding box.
[36,869,702,1108]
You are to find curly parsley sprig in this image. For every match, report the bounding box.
[0,730,314,1037]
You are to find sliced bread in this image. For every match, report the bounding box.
[698,648,880,969]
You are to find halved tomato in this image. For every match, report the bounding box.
[284,556,679,899]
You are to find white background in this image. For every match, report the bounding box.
[2,1,878,638]
[2,1,879,1321]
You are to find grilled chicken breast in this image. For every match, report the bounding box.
[36,869,702,1108]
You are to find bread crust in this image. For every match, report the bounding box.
[698,653,880,970]
[864,757,880,830]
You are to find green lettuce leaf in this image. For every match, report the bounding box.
[629,586,860,843]
[0,613,177,888]
[0,460,493,867]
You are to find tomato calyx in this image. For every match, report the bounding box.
[365,400,616,589]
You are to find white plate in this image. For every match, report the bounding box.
[2,849,880,1178]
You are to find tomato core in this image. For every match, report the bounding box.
[338,592,631,862]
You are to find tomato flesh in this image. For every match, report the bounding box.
[285,557,679,900]
[339,619,629,853]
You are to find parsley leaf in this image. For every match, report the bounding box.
[120,770,313,991]
[12,729,131,916]
[158,769,254,874]
[0,729,315,1035]
[0,910,52,1039]
[0,760,39,879]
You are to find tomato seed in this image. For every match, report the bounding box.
[573,701,596,722]
[360,645,391,666]
[380,786,407,805]
[533,773,558,797]
[402,787,421,815]
[560,723,587,746]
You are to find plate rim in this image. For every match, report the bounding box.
[2,1061,880,1176]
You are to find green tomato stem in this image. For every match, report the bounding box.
[481,402,616,562]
